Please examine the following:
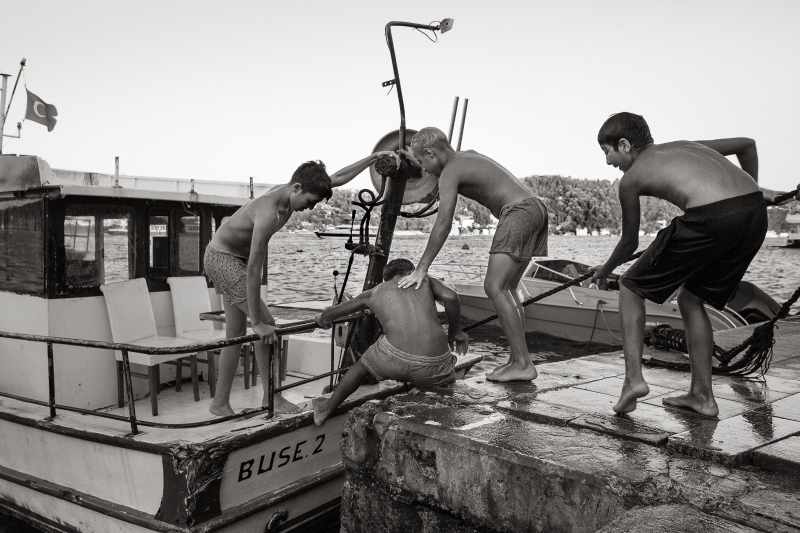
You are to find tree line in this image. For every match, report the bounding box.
[283,176,797,234]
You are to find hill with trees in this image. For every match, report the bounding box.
[283,177,797,234]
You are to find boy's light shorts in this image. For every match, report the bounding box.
[360,335,455,388]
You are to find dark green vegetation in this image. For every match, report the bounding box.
[284,176,797,234]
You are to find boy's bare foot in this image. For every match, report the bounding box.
[613,378,649,414]
[486,361,538,382]
[268,394,303,414]
[312,397,329,426]
[662,392,719,417]
[209,402,235,417]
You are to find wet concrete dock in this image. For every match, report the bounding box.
[339,316,800,532]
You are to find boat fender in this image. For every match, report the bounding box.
[462,243,470,250]
[265,508,288,531]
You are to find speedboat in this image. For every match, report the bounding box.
[0,155,480,532]
[436,258,779,346]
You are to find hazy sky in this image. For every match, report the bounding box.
[2,1,798,193]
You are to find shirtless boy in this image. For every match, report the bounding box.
[397,127,547,382]
[206,152,397,416]
[312,258,469,426]
[591,112,767,416]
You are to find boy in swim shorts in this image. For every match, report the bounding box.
[397,127,547,382]
[312,258,469,426]
[205,151,398,417]
[592,112,767,417]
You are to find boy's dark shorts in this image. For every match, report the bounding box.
[621,191,767,310]
[489,197,549,261]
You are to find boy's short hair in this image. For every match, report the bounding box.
[383,258,415,282]
[290,161,333,200]
[597,112,654,153]
[410,127,453,158]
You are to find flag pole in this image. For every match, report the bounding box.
[0,73,9,154]
[0,59,25,155]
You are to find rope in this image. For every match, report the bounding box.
[772,188,799,205]
[462,251,644,332]
[645,284,800,376]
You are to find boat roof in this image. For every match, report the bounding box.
[0,154,278,206]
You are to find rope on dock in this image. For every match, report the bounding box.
[645,284,800,376]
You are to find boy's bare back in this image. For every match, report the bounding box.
[625,141,760,210]
[209,190,288,257]
[444,151,534,216]
[368,278,450,357]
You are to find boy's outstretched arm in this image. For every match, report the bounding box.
[315,290,373,328]
[695,137,758,182]
[247,208,280,344]
[398,171,458,289]
[329,151,399,188]
[593,177,641,284]
[428,277,468,354]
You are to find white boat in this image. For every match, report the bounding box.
[0,155,480,532]
[785,214,800,247]
[433,258,779,346]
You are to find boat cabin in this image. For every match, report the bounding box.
[0,154,265,410]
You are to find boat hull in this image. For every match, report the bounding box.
[454,278,741,346]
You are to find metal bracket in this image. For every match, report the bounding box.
[382,79,396,87]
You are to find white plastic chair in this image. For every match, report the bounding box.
[167,276,257,392]
[100,278,202,416]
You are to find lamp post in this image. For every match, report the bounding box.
[348,18,454,365]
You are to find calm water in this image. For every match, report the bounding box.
[264,233,798,304]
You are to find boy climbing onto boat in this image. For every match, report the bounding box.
[206,152,398,416]
[397,127,547,382]
[312,258,469,426]
[592,112,767,417]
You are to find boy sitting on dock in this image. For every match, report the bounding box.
[205,151,398,416]
[397,127,547,382]
[592,112,767,417]
[312,258,469,426]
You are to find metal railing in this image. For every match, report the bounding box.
[0,312,363,435]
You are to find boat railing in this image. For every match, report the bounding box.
[0,312,364,436]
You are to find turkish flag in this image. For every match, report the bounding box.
[25,90,58,132]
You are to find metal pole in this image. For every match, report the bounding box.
[385,24,407,149]
[250,177,254,199]
[4,59,25,120]
[0,74,9,155]
[456,98,469,151]
[114,156,120,188]
[47,342,56,419]
[448,96,460,143]
[267,342,275,417]
[120,350,139,435]
[330,328,335,390]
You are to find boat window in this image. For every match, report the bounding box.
[0,198,45,294]
[103,217,133,284]
[177,212,200,272]
[64,205,134,288]
[149,214,169,270]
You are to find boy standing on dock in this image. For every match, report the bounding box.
[592,112,767,416]
[312,258,469,426]
[206,152,398,416]
[397,127,548,382]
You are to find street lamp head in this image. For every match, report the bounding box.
[439,18,454,34]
